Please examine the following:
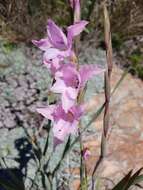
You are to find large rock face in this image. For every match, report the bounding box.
[75,64,143,190]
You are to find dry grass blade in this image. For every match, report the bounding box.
[91,2,113,189]
[102,0,113,156]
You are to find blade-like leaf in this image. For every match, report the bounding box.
[111,67,131,96]
[112,170,132,190]
[41,171,52,190]
[125,168,143,189]
[112,168,143,190]
[133,174,143,185]
[43,123,51,156]
[52,137,71,176]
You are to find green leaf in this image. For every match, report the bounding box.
[80,177,88,190]
[125,168,143,189]
[112,170,133,190]
[111,67,130,96]
[43,123,51,156]
[84,28,90,34]
[133,174,143,185]
[112,168,143,190]
[52,137,71,176]
[41,171,52,190]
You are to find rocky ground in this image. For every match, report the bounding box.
[0,41,52,129]
[0,38,143,190]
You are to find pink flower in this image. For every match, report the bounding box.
[32,19,88,73]
[43,57,62,76]
[51,64,80,112]
[37,104,83,142]
[82,148,91,160]
[51,64,105,112]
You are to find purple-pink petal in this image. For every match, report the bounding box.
[79,64,105,87]
[57,64,81,88]
[50,79,66,93]
[37,103,84,143]
[32,38,52,51]
[51,65,80,112]
[61,90,76,113]
[43,58,61,76]
[53,119,71,141]
[36,106,56,121]
[47,19,68,49]
[67,21,88,46]
[43,48,61,60]
[53,118,77,141]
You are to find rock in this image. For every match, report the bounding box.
[3,114,16,128]
[0,41,51,129]
[81,64,143,190]
[0,121,3,128]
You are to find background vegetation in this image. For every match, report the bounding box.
[0,0,143,78]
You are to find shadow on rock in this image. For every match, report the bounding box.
[0,137,35,190]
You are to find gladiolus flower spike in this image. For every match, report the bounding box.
[33,0,105,145]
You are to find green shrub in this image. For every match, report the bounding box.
[129,52,143,79]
